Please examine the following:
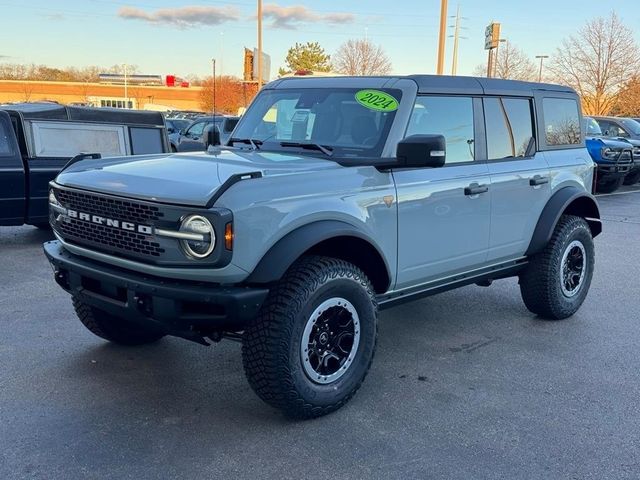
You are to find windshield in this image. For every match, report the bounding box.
[620,118,640,135]
[584,117,602,136]
[231,88,402,158]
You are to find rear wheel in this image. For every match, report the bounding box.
[520,215,594,320]
[242,256,378,419]
[72,296,165,345]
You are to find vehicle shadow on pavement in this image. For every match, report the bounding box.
[0,226,54,247]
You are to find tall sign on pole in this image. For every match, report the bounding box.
[484,22,501,78]
[436,0,448,75]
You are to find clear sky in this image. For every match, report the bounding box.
[0,0,639,80]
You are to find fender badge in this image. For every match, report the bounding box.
[383,195,394,207]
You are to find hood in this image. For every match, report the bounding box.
[55,148,341,207]
[585,136,632,149]
[612,137,640,148]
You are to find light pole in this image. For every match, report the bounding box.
[211,58,216,117]
[536,55,549,82]
[257,0,263,88]
[220,32,224,78]
[122,63,128,108]
[436,0,448,74]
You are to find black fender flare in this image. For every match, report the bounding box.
[525,186,602,256]
[246,220,391,286]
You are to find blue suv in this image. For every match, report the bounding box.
[590,116,640,186]
[584,117,633,193]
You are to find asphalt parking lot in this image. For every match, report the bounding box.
[1,187,639,480]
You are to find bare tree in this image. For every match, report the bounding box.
[21,83,34,102]
[549,12,640,115]
[611,75,640,116]
[333,39,392,76]
[473,41,537,81]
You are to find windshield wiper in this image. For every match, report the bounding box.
[279,142,334,157]
[229,138,262,150]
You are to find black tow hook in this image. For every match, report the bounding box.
[54,269,70,290]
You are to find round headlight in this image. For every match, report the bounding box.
[48,189,61,207]
[179,215,215,259]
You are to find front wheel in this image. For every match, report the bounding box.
[520,215,595,320]
[242,256,378,419]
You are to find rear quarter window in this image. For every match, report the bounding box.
[130,127,163,155]
[542,98,581,146]
[0,121,13,156]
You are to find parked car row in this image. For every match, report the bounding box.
[165,114,240,152]
[584,116,640,193]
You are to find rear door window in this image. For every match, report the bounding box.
[542,98,581,146]
[484,97,534,159]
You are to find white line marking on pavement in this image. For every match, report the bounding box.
[596,189,640,198]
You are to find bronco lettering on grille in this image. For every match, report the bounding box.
[66,209,153,235]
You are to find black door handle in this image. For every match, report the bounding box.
[464,183,489,196]
[529,175,549,186]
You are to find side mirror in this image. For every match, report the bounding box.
[396,134,446,168]
[179,129,186,136]
[167,127,175,134]
[205,126,221,147]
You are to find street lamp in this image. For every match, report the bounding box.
[536,55,549,82]
[122,63,128,109]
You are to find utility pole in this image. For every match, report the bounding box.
[436,0,448,75]
[536,55,549,82]
[257,0,263,88]
[449,5,466,76]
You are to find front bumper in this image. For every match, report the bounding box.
[44,240,269,339]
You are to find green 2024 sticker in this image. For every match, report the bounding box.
[355,89,399,112]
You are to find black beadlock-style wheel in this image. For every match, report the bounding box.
[72,296,165,346]
[242,255,378,419]
[519,215,595,320]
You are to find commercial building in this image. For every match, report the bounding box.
[0,79,203,111]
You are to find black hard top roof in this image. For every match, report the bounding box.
[0,103,165,126]
[271,74,576,97]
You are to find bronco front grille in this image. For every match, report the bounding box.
[56,188,164,224]
[53,188,165,258]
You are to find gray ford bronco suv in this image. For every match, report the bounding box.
[44,75,601,418]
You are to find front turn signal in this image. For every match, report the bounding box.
[225,223,233,250]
